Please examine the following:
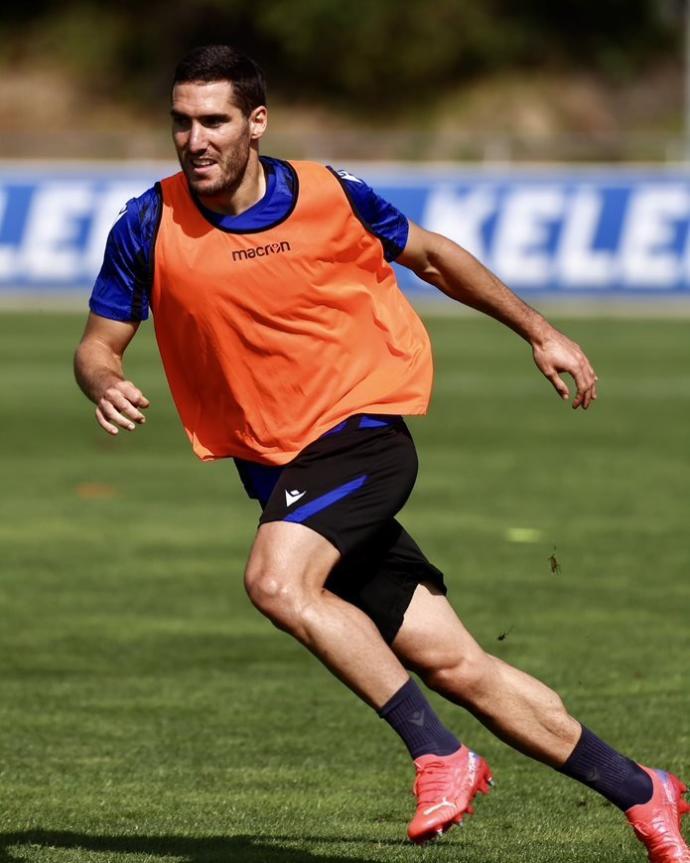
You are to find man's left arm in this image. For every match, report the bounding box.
[397,221,598,410]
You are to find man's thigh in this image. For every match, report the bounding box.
[247,415,447,643]
[244,520,342,596]
[326,520,447,645]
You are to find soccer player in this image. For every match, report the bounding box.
[74,45,689,860]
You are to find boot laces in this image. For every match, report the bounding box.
[413,760,458,805]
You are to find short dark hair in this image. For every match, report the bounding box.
[173,45,266,116]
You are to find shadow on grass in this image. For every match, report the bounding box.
[0,829,405,862]
[0,828,637,863]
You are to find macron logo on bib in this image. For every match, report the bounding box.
[232,241,291,262]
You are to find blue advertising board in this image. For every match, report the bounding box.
[2,162,690,298]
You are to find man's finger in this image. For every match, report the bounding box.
[573,393,581,409]
[100,399,137,431]
[572,369,598,410]
[106,382,150,409]
[572,387,585,409]
[111,392,146,424]
[121,384,150,409]
[547,371,570,401]
[581,384,597,410]
[103,383,149,422]
[95,406,119,435]
[584,379,598,409]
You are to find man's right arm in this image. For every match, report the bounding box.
[74,313,150,435]
[75,186,160,434]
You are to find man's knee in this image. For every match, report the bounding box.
[244,522,340,633]
[245,557,328,635]
[245,561,297,628]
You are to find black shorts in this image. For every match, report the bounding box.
[235,415,446,643]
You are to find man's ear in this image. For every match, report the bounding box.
[249,106,268,140]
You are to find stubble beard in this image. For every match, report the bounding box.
[181,141,251,200]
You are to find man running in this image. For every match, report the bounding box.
[74,44,689,860]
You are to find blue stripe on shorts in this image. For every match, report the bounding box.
[284,475,368,523]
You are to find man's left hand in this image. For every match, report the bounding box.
[532,329,598,410]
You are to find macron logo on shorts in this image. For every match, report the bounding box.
[285,489,306,507]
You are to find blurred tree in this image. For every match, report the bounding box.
[4,0,682,117]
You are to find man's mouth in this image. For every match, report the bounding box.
[189,158,216,172]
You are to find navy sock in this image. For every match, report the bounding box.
[379,678,460,760]
[558,726,653,810]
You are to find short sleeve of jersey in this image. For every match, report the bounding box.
[329,168,409,261]
[89,185,161,322]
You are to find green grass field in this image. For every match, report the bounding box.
[0,311,688,863]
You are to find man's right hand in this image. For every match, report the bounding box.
[96,380,150,435]
[74,313,147,435]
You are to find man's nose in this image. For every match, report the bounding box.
[188,123,207,151]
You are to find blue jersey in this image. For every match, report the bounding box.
[90,157,410,323]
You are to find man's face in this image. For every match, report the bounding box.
[171,80,265,198]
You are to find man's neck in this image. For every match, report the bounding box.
[198,151,266,216]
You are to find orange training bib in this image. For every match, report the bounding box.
[151,160,433,464]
